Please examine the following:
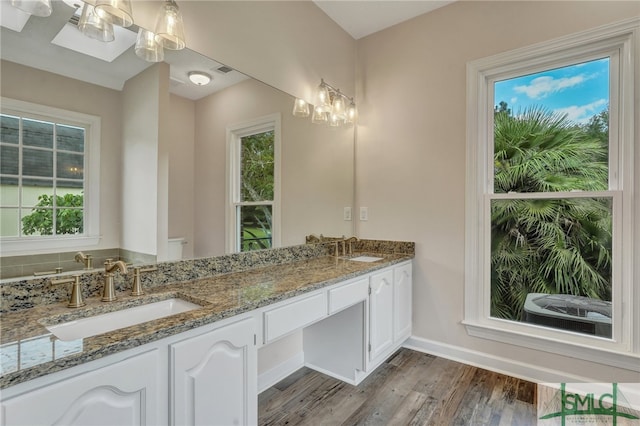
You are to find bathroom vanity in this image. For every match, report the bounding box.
[0,243,413,425]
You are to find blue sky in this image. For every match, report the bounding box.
[494,57,609,124]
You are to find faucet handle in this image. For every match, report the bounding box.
[131,266,157,296]
[50,275,85,308]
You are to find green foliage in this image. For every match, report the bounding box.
[241,131,274,201]
[491,106,611,321]
[22,193,83,235]
[239,131,274,252]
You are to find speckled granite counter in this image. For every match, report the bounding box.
[0,245,413,390]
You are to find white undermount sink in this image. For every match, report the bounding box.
[348,256,384,262]
[45,298,201,341]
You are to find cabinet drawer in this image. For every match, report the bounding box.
[264,292,327,343]
[328,277,369,314]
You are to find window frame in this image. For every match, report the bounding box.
[225,114,281,253]
[0,98,101,254]
[464,19,638,369]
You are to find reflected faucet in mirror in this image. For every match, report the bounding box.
[74,251,93,270]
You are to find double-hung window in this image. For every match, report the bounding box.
[226,114,281,253]
[465,20,638,367]
[0,98,100,254]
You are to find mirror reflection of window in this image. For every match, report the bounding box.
[227,115,280,253]
[1,111,86,238]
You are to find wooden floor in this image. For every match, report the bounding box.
[258,348,536,425]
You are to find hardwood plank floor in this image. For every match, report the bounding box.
[258,348,536,425]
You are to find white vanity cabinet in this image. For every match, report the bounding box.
[170,316,257,426]
[368,261,413,369]
[393,261,413,344]
[368,268,395,365]
[1,349,164,426]
[1,259,412,425]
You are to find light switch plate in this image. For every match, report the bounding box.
[359,207,368,221]
[344,207,352,221]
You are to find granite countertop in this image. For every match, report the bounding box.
[0,253,412,390]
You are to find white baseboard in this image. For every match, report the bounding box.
[403,336,595,383]
[304,362,361,386]
[258,352,305,394]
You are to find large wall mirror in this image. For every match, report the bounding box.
[0,0,354,274]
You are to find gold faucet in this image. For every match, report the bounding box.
[50,275,85,308]
[131,266,157,296]
[102,259,128,302]
[344,236,359,255]
[74,251,93,269]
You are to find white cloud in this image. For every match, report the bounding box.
[514,74,591,99]
[553,99,607,124]
[510,97,518,105]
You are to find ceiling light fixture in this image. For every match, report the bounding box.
[10,0,52,17]
[294,79,357,127]
[154,0,186,51]
[188,71,211,86]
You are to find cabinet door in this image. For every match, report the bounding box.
[171,317,257,426]
[369,269,394,364]
[2,349,161,426]
[394,262,412,344]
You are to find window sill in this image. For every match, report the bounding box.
[0,236,101,256]
[462,320,640,372]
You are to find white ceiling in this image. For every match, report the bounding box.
[313,0,455,40]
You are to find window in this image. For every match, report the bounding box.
[465,20,637,366]
[0,98,100,253]
[226,115,281,253]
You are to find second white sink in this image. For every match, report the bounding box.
[45,298,201,341]
[348,256,384,262]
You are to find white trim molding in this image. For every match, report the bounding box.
[404,336,610,384]
[464,19,639,367]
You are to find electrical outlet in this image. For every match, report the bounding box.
[343,207,352,221]
[360,207,368,221]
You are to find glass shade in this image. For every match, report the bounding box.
[292,98,310,117]
[331,92,347,120]
[314,82,331,113]
[10,0,52,17]
[154,0,186,50]
[328,112,342,127]
[78,3,115,42]
[135,28,164,63]
[311,107,328,124]
[346,101,357,124]
[94,0,133,27]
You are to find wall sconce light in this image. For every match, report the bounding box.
[10,0,52,17]
[188,71,212,86]
[94,0,133,28]
[292,98,310,117]
[135,28,164,62]
[77,2,114,42]
[154,0,186,50]
[293,79,357,127]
